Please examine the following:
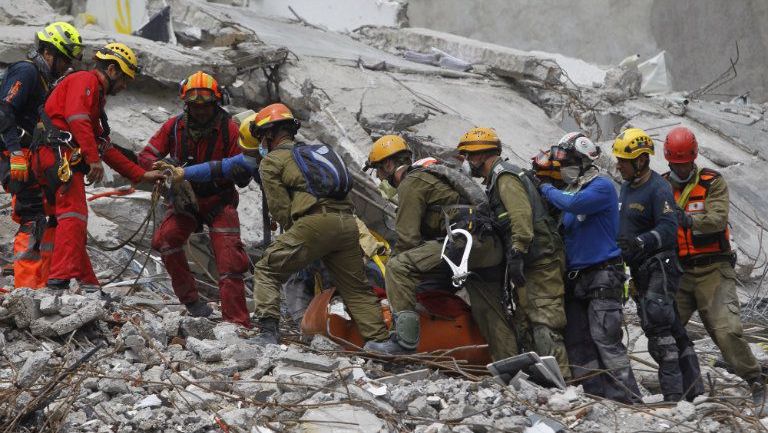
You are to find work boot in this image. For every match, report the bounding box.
[248,317,280,346]
[751,380,768,417]
[184,299,213,318]
[363,334,415,355]
[46,278,69,294]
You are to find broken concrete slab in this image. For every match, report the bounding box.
[0,0,60,26]
[299,403,386,432]
[15,351,51,388]
[51,302,105,336]
[278,347,339,372]
[186,337,223,362]
[0,26,238,87]
[355,26,563,83]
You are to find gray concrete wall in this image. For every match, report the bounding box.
[408,0,768,100]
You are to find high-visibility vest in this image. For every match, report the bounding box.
[670,168,731,259]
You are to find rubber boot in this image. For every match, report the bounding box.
[46,278,69,294]
[249,317,280,346]
[185,299,213,318]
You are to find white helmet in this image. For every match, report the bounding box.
[557,132,601,161]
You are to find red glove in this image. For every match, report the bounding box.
[9,151,28,182]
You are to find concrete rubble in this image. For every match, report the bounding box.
[2,0,768,431]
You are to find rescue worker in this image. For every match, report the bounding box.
[613,127,704,402]
[138,71,250,328]
[245,103,389,345]
[539,132,640,403]
[662,126,767,412]
[457,128,570,378]
[531,148,565,220]
[363,134,519,361]
[32,42,165,292]
[0,22,83,288]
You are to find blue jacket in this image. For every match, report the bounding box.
[1,60,49,152]
[618,171,678,265]
[540,175,622,271]
[183,153,260,184]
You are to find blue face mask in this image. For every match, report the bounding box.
[259,145,269,158]
[242,154,260,169]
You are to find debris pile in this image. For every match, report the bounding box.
[2,290,766,432]
[2,0,768,431]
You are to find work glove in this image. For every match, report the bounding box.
[230,163,252,187]
[165,166,184,184]
[617,236,645,263]
[506,248,526,288]
[9,151,28,182]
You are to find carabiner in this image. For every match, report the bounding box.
[441,227,473,287]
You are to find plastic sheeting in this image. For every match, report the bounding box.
[638,51,672,94]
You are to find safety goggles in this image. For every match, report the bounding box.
[549,145,569,162]
[64,42,84,61]
[184,89,217,104]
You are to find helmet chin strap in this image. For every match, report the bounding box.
[629,157,648,182]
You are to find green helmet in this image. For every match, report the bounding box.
[36,22,83,61]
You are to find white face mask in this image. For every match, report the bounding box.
[560,165,581,185]
[668,166,694,184]
[242,154,260,169]
[460,159,472,177]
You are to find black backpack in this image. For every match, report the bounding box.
[292,142,353,200]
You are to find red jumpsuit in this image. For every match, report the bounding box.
[32,70,146,286]
[138,114,250,328]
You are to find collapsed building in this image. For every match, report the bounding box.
[2,0,768,432]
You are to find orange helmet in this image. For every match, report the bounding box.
[250,103,300,137]
[179,71,222,104]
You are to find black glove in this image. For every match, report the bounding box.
[506,249,526,287]
[230,163,253,187]
[676,207,693,229]
[617,236,645,263]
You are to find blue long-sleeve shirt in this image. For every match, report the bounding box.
[0,60,49,152]
[183,153,260,184]
[540,175,622,270]
[618,171,678,264]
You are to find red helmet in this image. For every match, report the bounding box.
[664,126,698,163]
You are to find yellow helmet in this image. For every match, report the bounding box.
[238,113,259,150]
[612,128,655,159]
[94,42,140,78]
[365,135,410,169]
[457,127,501,153]
[37,22,83,61]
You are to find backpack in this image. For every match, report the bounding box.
[419,163,495,236]
[292,142,353,200]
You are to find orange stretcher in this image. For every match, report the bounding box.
[300,287,492,365]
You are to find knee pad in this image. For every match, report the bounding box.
[648,335,678,363]
[643,295,675,328]
[395,310,420,350]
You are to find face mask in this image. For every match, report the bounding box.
[668,166,694,184]
[242,154,260,169]
[378,179,398,203]
[258,143,269,158]
[460,160,472,177]
[560,165,581,185]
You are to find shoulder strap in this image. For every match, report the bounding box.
[698,167,721,188]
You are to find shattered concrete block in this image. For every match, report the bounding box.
[375,368,432,386]
[675,400,696,421]
[179,317,215,340]
[438,403,474,422]
[220,408,258,431]
[5,290,40,329]
[186,337,223,362]
[409,396,439,418]
[142,365,167,392]
[29,315,62,337]
[386,385,418,411]
[278,348,339,372]
[39,295,62,315]
[359,86,430,132]
[309,334,342,352]
[221,343,262,370]
[51,302,105,336]
[547,392,571,412]
[213,322,241,342]
[123,334,147,353]
[162,310,183,338]
[15,351,51,388]
[98,378,129,396]
[300,403,385,432]
[272,365,331,392]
